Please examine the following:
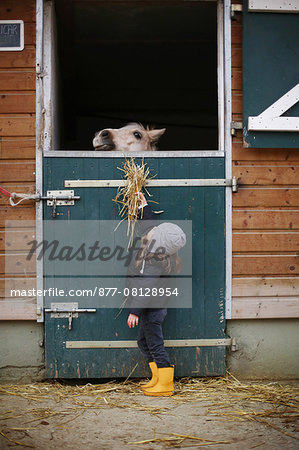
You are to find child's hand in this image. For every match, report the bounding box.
[136,192,147,208]
[127,313,139,328]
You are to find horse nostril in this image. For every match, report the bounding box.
[101,130,110,138]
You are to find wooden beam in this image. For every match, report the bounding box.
[232,277,299,297]
[233,188,299,207]
[0,207,35,228]
[232,93,243,114]
[0,116,35,136]
[0,277,36,298]
[232,142,299,161]
[0,0,36,22]
[231,297,299,319]
[232,255,299,276]
[232,69,242,91]
[0,228,36,251]
[234,166,299,185]
[233,232,299,252]
[233,210,299,230]
[24,22,36,45]
[232,47,242,68]
[0,71,35,91]
[0,93,35,114]
[0,162,35,181]
[0,48,36,69]
[0,298,36,320]
[231,23,242,45]
[0,137,35,159]
[0,253,36,275]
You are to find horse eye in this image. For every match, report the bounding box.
[133,131,142,140]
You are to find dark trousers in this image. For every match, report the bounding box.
[137,308,171,368]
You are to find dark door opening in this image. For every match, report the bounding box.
[55,1,218,151]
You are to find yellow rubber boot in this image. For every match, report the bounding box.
[143,366,174,397]
[141,362,158,390]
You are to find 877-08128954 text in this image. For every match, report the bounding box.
[97,287,179,297]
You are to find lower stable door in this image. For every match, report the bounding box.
[43,156,226,378]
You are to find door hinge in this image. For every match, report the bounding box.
[231,121,243,137]
[231,176,238,193]
[231,4,242,20]
[230,337,237,352]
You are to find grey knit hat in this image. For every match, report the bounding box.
[148,222,186,255]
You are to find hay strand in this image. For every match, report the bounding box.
[128,432,232,446]
[123,363,139,384]
[0,430,35,447]
[113,157,154,248]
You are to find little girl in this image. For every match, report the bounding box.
[127,193,186,396]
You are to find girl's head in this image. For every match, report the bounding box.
[148,223,186,256]
[137,223,186,273]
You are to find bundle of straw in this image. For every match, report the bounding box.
[113,158,153,248]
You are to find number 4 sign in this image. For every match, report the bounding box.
[248,83,299,132]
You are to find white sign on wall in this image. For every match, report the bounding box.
[0,20,24,51]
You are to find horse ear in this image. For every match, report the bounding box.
[147,128,166,143]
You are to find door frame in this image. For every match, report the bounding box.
[35,0,232,322]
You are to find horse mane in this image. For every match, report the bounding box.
[123,122,146,130]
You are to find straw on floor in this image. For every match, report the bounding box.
[0,374,298,446]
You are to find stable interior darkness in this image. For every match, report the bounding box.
[55,1,218,151]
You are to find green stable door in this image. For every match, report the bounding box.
[43,156,226,378]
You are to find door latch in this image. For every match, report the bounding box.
[45,303,96,331]
[42,190,80,218]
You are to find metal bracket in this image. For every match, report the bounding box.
[230,337,237,352]
[231,121,243,137]
[44,302,96,331]
[46,190,75,206]
[42,190,80,218]
[66,337,237,349]
[65,178,238,192]
[46,302,79,318]
[232,176,238,193]
[231,4,242,19]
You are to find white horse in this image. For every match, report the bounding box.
[93,123,166,151]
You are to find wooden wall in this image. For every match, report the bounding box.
[231,5,299,319]
[0,0,36,320]
[0,0,297,321]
